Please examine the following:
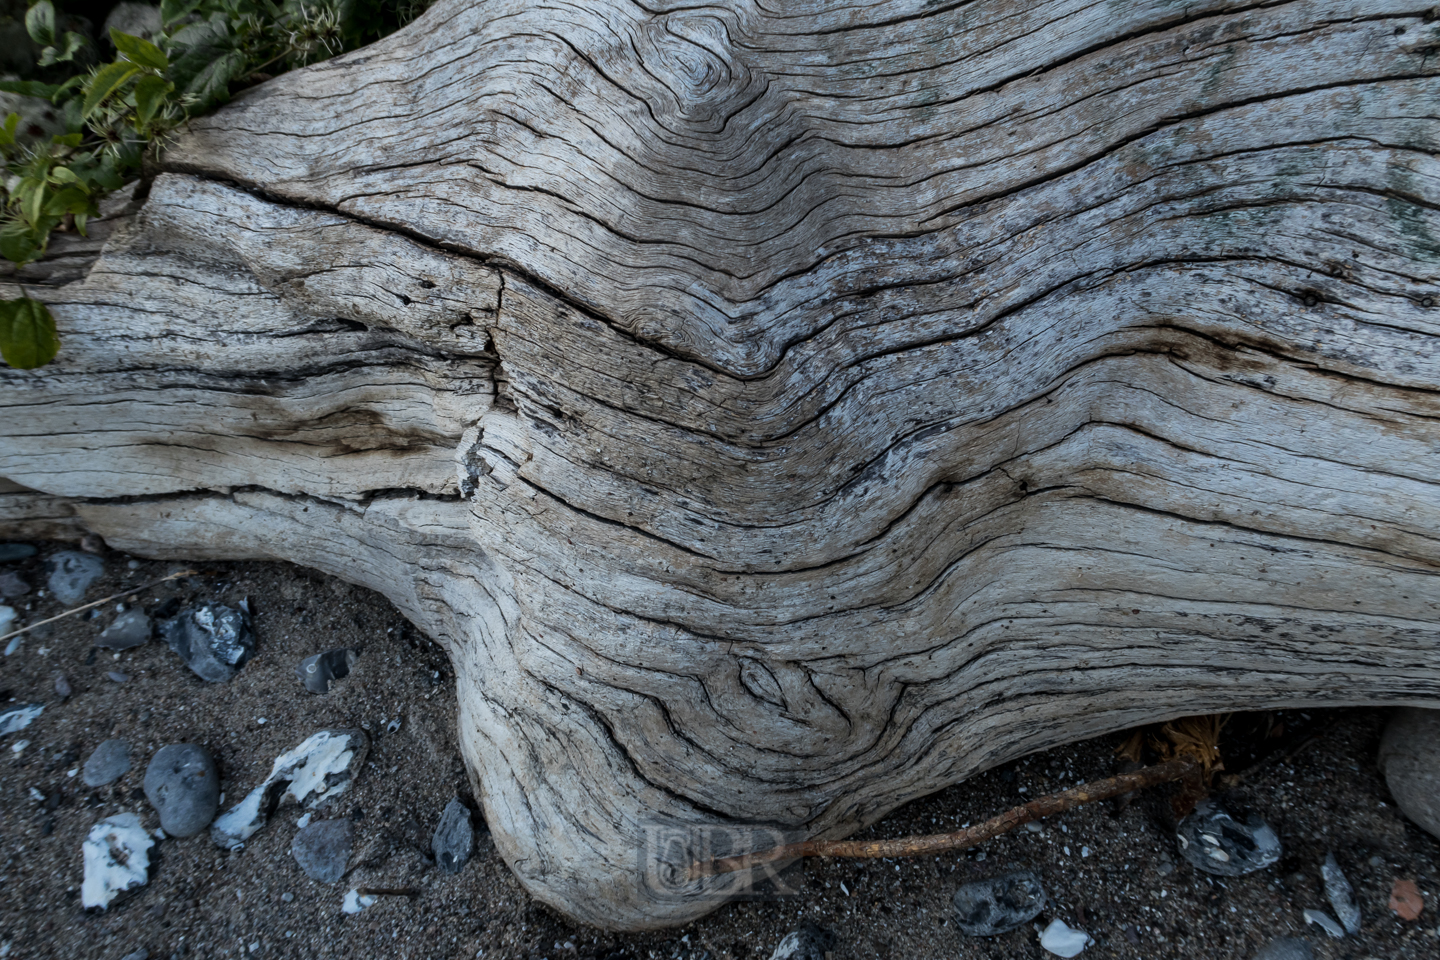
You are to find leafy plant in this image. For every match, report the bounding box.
[0,0,433,369]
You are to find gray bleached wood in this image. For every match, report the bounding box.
[3,0,1440,929]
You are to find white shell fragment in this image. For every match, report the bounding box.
[82,813,155,909]
[1303,909,1345,939]
[1039,919,1091,957]
[0,702,42,735]
[1322,852,1361,934]
[210,729,369,849]
[342,889,376,914]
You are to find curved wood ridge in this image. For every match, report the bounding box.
[3,0,1440,928]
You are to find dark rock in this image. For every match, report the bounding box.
[1252,937,1314,960]
[1176,800,1281,876]
[0,542,37,563]
[291,819,354,883]
[1378,707,1440,842]
[0,571,28,598]
[432,798,474,874]
[767,922,834,960]
[159,603,255,683]
[98,609,152,650]
[143,744,220,837]
[952,869,1047,936]
[46,551,104,605]
[83,739,131,787]
[296,647,357,694]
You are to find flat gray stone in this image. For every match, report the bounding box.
[160,603,255,683]
[296,647,357,694]
[83,739,131,787]
[47,551,104,605]
[432,798,474,874]
[1252,939,1314,960]
[952,868,1047,936]
[0,571,28,598]
[98,609,152,650]
[1378,707,1440,841]
[144,744,220,837]
[291,819,354,883]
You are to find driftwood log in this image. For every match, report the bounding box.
[3,0,1440,930]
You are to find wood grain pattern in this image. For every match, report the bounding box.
[3,0,1440,928]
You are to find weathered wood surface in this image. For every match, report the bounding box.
[4,0,1440,929]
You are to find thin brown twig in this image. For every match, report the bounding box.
[691,757,1201,879]
[355,887,420,898]
[0,569,197,643]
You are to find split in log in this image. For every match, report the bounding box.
[3,0,1440,930]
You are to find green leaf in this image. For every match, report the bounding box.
[0,113,17,148]
[111,29,169,71]
[133,75,174,126]
[24,1,55,47]
[178,49,248,113]
[0,80,61,100]
[48,165,79,185]
[0,222,41,265]
[160,0,204,26]
[0,298,60,369]
[73,211,88,236]
[83,61,142,119]
[21,181,47,226]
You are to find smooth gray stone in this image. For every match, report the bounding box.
[0,571,28,598]
[118,949,149,960]
[103,2,161,42]
[432,798,474,875]
[144,744,220,837]
[296,647,357,694]
[291,819,354,883]
[1378,707,1440,841]
[1252,938,1314,960]
[952,869,1048,936]
[98,609,152,650]
[160,603,255,683]
[1177,800,1282,876]
[47,551,104,605]
[767,923,834,960]
[83,739,131,787]
[0,543,37,563]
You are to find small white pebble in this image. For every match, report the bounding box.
[67,768,77,777]
[11,739,29,754]
[29,787,44,802]
[1063,845,1071,856]
[840,881,850,896]
[1082,846,1091,858]
[112,653,120,661]
[257,718,267,725]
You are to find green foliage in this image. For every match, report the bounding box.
[0,0,433,369]
[0,297,60,369]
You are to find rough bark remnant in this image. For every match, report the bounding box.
[3,0,1440,929]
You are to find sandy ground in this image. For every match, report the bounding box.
[1,543,1437,960]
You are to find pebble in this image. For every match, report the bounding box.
[0,604,15,638]
[119,950,149,960]
[1251,937,1314,960]
[280,892,294,903]
[291,819,354,883]
[83,739,132,787]
[1038,918,1091,957]
[1322,852,1361,934]
[433,798,475,875]
[0,542,37,563]
[952,869,1047,936]
[98,609,152,650]
[160,603,255,683]
[47,551,104,605]
[0,572,26,598]
[1175,800,1282,876]
[143,744,220,838]
[107,671,129,683]
[0,702,43,735]
[767,922,834,960]
[55,674,71,697]
[296,647,357,694]
[1377,707,1440,841]
[1302,909,1345,939]
[81,813,154,909]
[341,889,376,914]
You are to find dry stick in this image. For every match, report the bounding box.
[692,757,1201,879]
[0,568,198,643]
[356,887,420,898]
